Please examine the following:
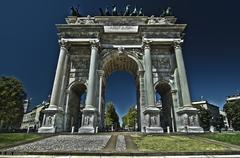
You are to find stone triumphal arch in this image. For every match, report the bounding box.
[38,14,204,134]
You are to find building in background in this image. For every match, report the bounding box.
[226,94,240,103]
[219,110,229,129]
[192,100,220,124]
[21,100,49,130]
[23,98,31,113]
[224,93,240,130]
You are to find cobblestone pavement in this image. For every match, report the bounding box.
[3,135,111,153]
[115,135,126,151]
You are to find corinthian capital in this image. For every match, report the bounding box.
[90,39,100,49]
[97,70,104,77]
[58,39,70,50]
[142,40,152,50]
[173,40,183,49]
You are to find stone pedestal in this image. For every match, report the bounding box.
[38,106,64,133]
[144,106,164,133]
[177,106,204,133]
[78,107,98,134]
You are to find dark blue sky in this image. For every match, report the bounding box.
[0,0,240,118]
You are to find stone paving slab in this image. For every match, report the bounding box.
[115,135,126,152]
[2,135,111,153]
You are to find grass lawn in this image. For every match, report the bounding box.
[132,134,229,152]
[202,133,240,146]
[0,133,43,149]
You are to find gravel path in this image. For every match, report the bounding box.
[116,135,126,151]
[4,135,111,153]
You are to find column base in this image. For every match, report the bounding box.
[177,126,204,133]
[146,127,164,133]
[177,106,204,133]
[78,126,96,134]
[78,106,98,134]
[143,106,163,133]
[37,106,64,134]
[38,126,56,133]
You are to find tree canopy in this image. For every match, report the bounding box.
[104,102,120,130]
[0,76,26,130]
[122,106,137,131]
[224,100,240,130]
[194,105,212,131]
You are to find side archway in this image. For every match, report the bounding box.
[66,82,87,132]
[155,81,175,132]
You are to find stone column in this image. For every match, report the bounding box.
[50,41,69,109]
[85,41,99,108]
[142,41,163,133]
[143,41,155,107]
[59,54,70,109]
[174,40,204,133]
[138,70,145,132]
[79,40,99,134]
[97,70,104,129]
[38,40,68,133]
[63,90,70,131]
[173,40,191,107]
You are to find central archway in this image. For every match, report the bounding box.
[100,53,141,131]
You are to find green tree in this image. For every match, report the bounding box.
[104,102,120,130]
[194,105,212,131]
[214,114,225,131]
[224,100,240,130]
[122,106,137,131]
[0,77,26,130]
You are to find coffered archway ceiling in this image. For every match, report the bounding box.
[102,54,139,80]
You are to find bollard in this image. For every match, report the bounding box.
[71,126,74,134]
[96,126,98,133]
[210,125,215,133]
[167,126,170,134]
[27,127,30,134]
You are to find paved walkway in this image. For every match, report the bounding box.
[1,133,240,156]
[2,135,111,153]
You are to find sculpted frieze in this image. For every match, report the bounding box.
[151,48,172,55]
[59,31,99,38]
[71,57,90,69]
[148,16,173,25]
[152,57,171,70]
[69,72,88,78]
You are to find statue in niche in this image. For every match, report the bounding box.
[189,115,196,126]
[182,114,188,126]
[47,116,52,126]
[150,116,157,126]
[84,115,91,126]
